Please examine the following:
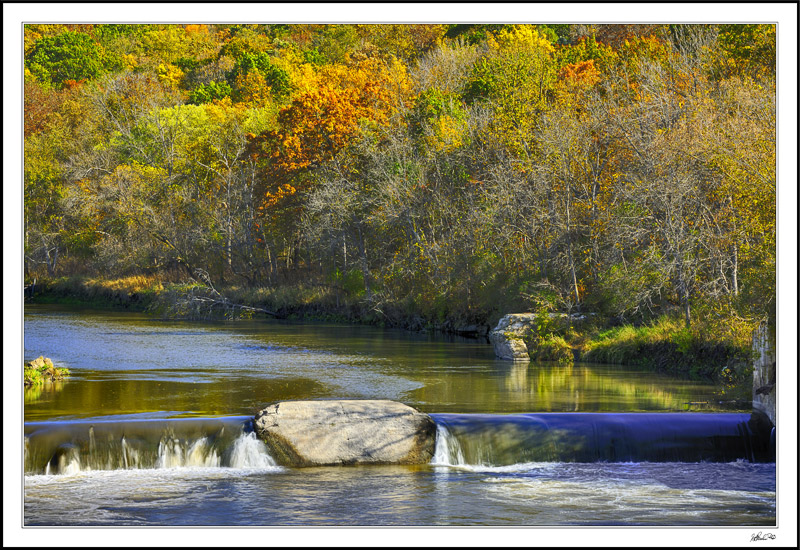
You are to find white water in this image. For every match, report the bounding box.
[32,430,280,475]
[230,431,278,469]
[431,424,465,466]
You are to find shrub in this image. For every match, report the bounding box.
[581,315,751,380]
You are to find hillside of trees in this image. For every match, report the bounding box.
[24,23,776,339]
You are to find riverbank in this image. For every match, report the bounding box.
[25,275,754,385]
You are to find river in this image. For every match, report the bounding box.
[19,305,776,539]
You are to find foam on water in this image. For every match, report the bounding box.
[229,431,279,469]
[25,417,281,475]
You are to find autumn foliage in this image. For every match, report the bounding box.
[23,23,777,336]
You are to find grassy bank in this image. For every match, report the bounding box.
[26,275,164,311]
[579,317,753,384]
[26,275,460,327]
[26,275,755,384]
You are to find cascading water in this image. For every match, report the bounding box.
[430,412,774,466]
[230,431,278,468]
[24,416,281,475]
[431,423,466,466]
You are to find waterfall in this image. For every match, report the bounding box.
[430,412,775,466]
[25,412,774,475]
[431,423,465,466]
[24,416,279,475]
[158,435,221,468]
[46,444,81,475]
[229,431,278,469]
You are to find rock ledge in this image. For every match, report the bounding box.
[253,399,436,467]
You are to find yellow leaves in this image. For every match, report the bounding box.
[425,113,468,153]
[234,70,274,108]
[122,54,138,70]
[263,183,298,209]
[493,25,555,54]
[291,62,322,96]
[156,63,184,87]
[203,96,243,125]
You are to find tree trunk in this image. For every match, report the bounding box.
[565,180,581,307]
[682,282,691,328]
[43,237,58,277]
[357,227,371,300]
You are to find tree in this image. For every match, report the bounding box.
[248,53,412,214]
[712,24,776,80]
[189,80,233,104]
[227,51,293,100]
[26,30,104,88]
[464,25,558,165]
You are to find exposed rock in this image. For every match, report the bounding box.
[488,313,537,361]
[751,322,776,427]
[253,400,436,467]
[28,356,54,370]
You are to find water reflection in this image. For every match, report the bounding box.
[24,305,748,420]
[407,361,734,414]
[23,375,330,421]
[24,380,68,406]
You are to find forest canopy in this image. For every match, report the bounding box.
[23,23,776,331]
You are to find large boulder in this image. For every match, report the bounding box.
[488,313,537,361]
[253,400,436,467]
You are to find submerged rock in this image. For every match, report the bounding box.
[253,400,436,467]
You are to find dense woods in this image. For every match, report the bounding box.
[24,24,776,345]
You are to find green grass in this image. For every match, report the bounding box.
[24,356,70,386]
[580,316,752,381]
[28,275,163,311]
[528,333,574,363]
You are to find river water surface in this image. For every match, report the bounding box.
[22,305,775,528]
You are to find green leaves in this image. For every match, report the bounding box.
[713,24,776,80]
[226,51,292,99]
[26,31,104,88]
[189,80,232,104]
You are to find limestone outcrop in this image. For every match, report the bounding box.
[253,399,436,467]
[488,313,537,361]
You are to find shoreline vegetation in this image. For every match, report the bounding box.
[23,24,774,396]
[26,274,754,388]
[24,355,70,387]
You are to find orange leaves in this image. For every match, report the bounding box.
[63,78,87,90]
[558,60,600,87]
[262,183,298,209]
[233,70,274,107]
[268,84,362,169]
[556,60,601,109]
[249,53,413,214]
[184,24,208,35]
